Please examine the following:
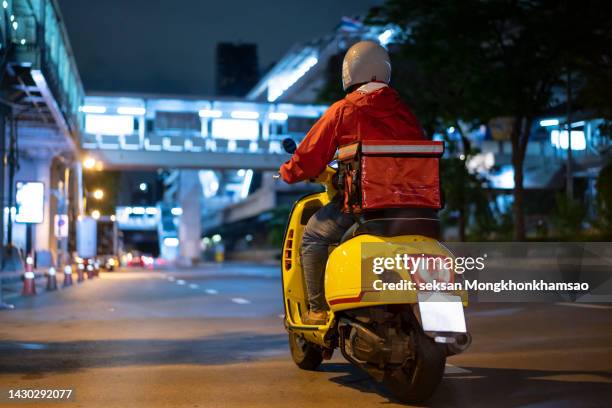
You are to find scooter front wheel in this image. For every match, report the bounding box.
[288,332,323,370]
[383,331,446,403]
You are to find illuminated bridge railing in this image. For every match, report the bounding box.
[81,133,296,155]
[79,95,328,157]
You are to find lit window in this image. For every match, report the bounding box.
[550,130,586,150]
[488,165,515,189]
[211,119,259,140]
[85,114,134,136]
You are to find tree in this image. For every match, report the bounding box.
[441,155,490,241]
[551,193,586,238]
[369,0,612,240]
[596,163,612,234]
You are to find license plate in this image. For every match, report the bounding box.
[418,292,467,333]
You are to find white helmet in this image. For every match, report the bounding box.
[342,41,391,91]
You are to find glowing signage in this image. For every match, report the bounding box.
[15,181,44,224]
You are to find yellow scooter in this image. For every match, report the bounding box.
[279,139,471,403]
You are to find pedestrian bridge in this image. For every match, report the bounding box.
[79,95,328,170]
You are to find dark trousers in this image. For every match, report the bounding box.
[301,199,354,311]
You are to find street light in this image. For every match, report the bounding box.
[91,210,101,220]
[83,156,96,170]
[93,189,104,200]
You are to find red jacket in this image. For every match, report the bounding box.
[280,85,425,183]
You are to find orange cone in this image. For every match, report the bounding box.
[86,263,95,279]
[77,263,85,283]
[63,265,73,287]
[22,256,37,296]
[46,267,58,291]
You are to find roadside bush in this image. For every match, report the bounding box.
[551,193,586,238]
[595,162,612,234]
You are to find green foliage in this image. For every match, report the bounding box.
[441,151,496,241]
[551,193,586,238]
[367,0,612,240]
[596,162,612,233]
[469,204,514,241]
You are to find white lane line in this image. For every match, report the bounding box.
[555,302,612,310]
[189,283,199,289]
[205,289,218,295]
[469,307,523,317]
[445,364,472,374]
[176,279,186,285]
[231,297,251,305]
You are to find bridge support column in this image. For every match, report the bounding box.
[178,170,202,265]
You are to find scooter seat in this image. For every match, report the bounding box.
[339,208,440,243]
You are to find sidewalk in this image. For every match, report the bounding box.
[0,270,50,301]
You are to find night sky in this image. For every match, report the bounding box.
[57,0,381,96]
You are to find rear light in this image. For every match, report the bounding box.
[284,229,294,270]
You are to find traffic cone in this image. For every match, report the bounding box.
[46,267,58,291]
[86,263,95,279]
[22,256,37,296]
[63,265,73,287]
[76,263,85,283]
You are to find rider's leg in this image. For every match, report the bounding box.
[301,199,354,322]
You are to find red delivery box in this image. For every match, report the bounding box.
[338,140,444,213]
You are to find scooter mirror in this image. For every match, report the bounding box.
[282,138,297,154]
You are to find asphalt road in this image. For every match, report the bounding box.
[0,263,611,407]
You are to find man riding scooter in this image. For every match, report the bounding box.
[279,40,426,325]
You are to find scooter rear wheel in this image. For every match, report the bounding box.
[288,333,323,370]
[383,331,446,403]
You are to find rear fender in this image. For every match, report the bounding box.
[325,234,468,312]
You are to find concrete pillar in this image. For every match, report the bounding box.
[178,170,202,265]
[34,157,52,253]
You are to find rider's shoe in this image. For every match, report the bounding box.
[303,310,328,325]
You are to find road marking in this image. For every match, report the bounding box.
[189,283,199,289]
[176,279,186,285]
[15,342,48,350]
[469,307,523,317]
[530,373,612,384]
[205,289,218,295]
[445,364,472,374]
[231,297,251,305]
[555,302,612,310]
